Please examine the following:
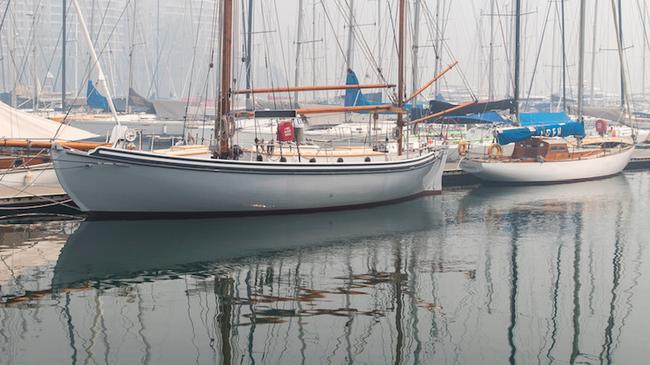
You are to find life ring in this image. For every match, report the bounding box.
[457,140,470,156]
[488,143,503,159]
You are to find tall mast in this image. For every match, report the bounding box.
[32,0,39,112]
[397,0,406,155]
[126,1,137,114]
[71,0,119,125]
[9,0,16,107]
[311,1,316,101]
[217,0,234,157]
[377,0,382,81]
[488,0,495,100]
[618,0,624,108]
[577,0,586,122]
[513,0,521,116]
[641,1,648,97]
[610,0,631,118]
[62,0,67,110]
[346,0,355,69]
[155,0,160,99]
[433,0,441,97]
[590,0,599,104]
[560,0,566,111]
[411,0,421,109]
[293,0,304,107]
[245,0,253,110]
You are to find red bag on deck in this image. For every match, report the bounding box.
[277,120,295,142]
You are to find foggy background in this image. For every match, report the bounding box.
[1,0,648,107]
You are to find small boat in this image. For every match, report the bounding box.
[461,127,634,184]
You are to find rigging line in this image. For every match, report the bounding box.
[182,0,206,131]
[335,0,387,85]
[54,0,132,139]
[91,0,113,47]
[259,0,278,110]
[636,0,650,56]
[0,0,11,35]
[495,0,514,98]
[523,0,553,110]
[421,1,475,100]
[200,0,220,145]
[319,2,348,67]
[271,0,294,106]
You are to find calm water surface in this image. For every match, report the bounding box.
[2,171,650,364]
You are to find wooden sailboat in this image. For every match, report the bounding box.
[52,0,448,218]
[460,0,634,185]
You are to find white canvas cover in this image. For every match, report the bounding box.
[0,101,97,141]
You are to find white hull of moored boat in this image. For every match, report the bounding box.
[0,163,65,199]
[460,146,634,184]
[52,146,447,216]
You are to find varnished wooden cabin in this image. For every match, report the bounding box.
[508,137,606,162]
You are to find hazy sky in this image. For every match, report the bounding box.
[250,0,650,104]
[3,0,649,105]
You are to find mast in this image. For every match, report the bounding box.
[217,0,234,157]
[62,0,67,110]
[397,0,406,155]
[311,1,316,101]
[71,0,119,125]
[513,0,522,116]
[618,0,624,108]
[411,0,421,109]
[293,0,304,107]
[9,0,16,108]
[610,0,631,118]
[577,0,586,122]
[377,0,382,81]
[245,0,253,110]
[641,1,648,97]
[126,1,137,114]
[32,1,39,112]
[560,0,566,111]
[346,0,355,69]
[433,0,442,97]
[488,0,495,100]
[155,0,160,99]
[590,0,598,104]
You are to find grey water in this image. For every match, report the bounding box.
[2,172,650,364]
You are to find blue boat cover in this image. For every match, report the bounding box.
[87,80,109,111]
[440,111,507,124]
[519,112,571,126]
[496,122,586,145]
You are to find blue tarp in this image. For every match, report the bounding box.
[519,112,572,126]
[441,112,507,125]
[496,122,586,145]
[87,80,109,111]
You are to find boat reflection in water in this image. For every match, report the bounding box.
[3,174,650,364]
[53,197,442,287]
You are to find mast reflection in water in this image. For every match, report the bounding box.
[2,172,650,364]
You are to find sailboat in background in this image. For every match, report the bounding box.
[52,0,448,218]
[0,101,98,201]
[460,0,634,184]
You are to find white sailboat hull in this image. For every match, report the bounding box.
[52,146,447,216]
[460,146,634,184]
[0,163,65,199]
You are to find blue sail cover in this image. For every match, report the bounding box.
[496,122,586,145]
[87,80,109,111]
[519,112,571,126]
[440,111,507,124]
